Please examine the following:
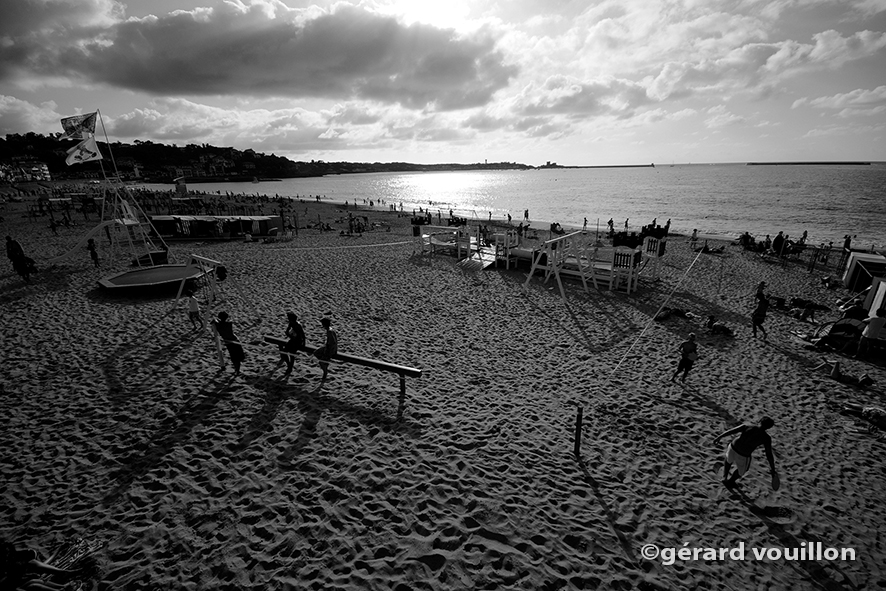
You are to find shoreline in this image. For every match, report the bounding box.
[6,183,885,258]
[4,177,883,250]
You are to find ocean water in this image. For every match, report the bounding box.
[135,163,886,249]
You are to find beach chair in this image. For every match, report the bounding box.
[493,230,519,270]
[611,247,642,294]
[642,235,666,281]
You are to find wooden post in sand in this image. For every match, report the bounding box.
[573,407,583,457]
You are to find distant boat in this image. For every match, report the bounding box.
[252,177,259,183]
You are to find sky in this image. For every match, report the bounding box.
[0,0,884,166]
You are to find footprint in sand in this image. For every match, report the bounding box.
[750,504,795,524]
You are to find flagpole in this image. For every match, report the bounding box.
[97,109,122,181]
[96,108,172,264]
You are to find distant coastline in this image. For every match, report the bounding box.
[538,163,656,169]
[746,161,871,166]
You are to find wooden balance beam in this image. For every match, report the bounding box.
[263,335,422,396]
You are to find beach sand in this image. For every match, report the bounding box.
[1,195,885,590]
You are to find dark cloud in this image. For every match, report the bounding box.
[0,0,119,36]
[1,2,516,112]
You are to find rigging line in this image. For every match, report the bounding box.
[581,248,706,411]
[96,108,122,181]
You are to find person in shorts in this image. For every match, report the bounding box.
[714,417,778,488]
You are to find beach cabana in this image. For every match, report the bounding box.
[149,215,280,241]
[842,252,886,292]
[864,277,886,315]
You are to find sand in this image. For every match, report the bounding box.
[1,194,885,590]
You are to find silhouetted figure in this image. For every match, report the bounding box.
[283,311,306,374]
[752,295,769,340]
[6,235,24,270]
[86,238,99,267]
[314,317,339,380]
[212,311,245,375]
[671,333,698,383]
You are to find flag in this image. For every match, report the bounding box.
[60,112,97,140]
[65,137,103,166]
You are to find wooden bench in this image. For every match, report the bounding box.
[263,335,422,398]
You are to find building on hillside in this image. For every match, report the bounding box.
[3,159,52,182]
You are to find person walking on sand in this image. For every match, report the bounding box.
[714,416,778,489]
[314,317,338,380]
[186,291,204,330]
[282,311,306,374]
[211,311,245,375]
[751,295,769,340]
[671,333,698,383]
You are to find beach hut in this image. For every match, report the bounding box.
[864,277,886,315]
[842,252,886,292]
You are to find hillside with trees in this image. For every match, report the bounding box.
[0,132,532,183]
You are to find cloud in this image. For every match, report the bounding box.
[704,105,744,128]
[0,0,119,36]
[0,1,517,111]
[764,30,886,73]
[807,85,886,107]
[105,97,347,151]
[0,95,60,135]
[514,75,652,119]
[802,125,850,137]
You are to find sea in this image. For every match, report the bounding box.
[134,163,886,250]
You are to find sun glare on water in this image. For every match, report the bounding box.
[385,171,502,211]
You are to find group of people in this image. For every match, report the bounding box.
[738,230,808,257]
[669,271,886,490]
[668,303,780,490]
[187,298,339,380]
